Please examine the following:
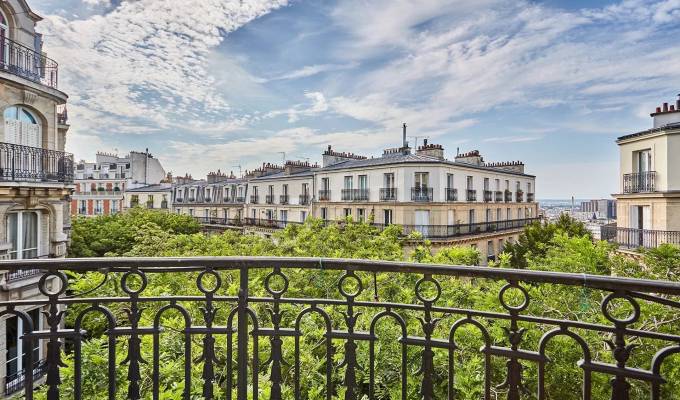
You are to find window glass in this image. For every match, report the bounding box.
[7,212,38,259]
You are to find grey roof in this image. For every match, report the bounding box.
[617,122,680,142]
[317,153,535,178]
[249,170,315,181]
[175,178,245,188]
[126,185,172,193]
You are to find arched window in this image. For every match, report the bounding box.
[3,106,42,147]
[0,9,8,65]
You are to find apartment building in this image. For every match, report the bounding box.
[124,184,171,210]
[72,150,166,217]
[244,161,314,229]
[607,95,680,249]
[173,170,247,222]
[0,0,72,395]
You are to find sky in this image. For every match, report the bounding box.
[30,0,680,199]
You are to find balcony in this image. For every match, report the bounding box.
[379,187,396,201]
[243,217,302,229]
[2,255,678,400]
[194,216,242,226]
[235,196,246,203]
[3,268,42,284]
[299,194,311,205]
[527,193,535,202]
[446,188,458,201]
[4,360,47,396]
[466,189,477,202]
[250,195,259,204]
[318,189,331,201]
[0,142,74,183]
[279,194,289,204]
[375,217,540,239]
[505,190,513,202]
[160,201,168,209]
[265,195,274,205]
[516,190,524,202]
[623,171,656,193]
[411,186,433,202]
[0,37,59,89]
[146,201,154,209]
[483,190,493,202]
[495,190,504,202]
[602,225,680,249]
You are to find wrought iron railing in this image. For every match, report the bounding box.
[411,187,433,202]
[4,359,48,396]
[379,188,396,201]
[1,256,679,400]
[193,216,242,226]
[483,190,492,202]
[516,190,524,202]
[3,268,42,283]
[505,190,513,202]
[446,188,457,201]
[466,189,477,202]
[0,37,59,89]
[341,189,369,201]
[250,195,259,204]
[265,195,274,205]
[0,142,74,183]
[279,195,289,204]
[373,217,540,239]
[243,218,301,229]
[527,193,535,202]
[495,190,504,202]
[299,194,311,205]
[318,190,331,201]
[623,171,656,193]
[602,225,680,249]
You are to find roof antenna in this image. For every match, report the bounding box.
[457,147,460,156]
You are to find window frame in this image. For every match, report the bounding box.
[7,210,40,260]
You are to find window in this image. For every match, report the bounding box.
[79,200,86,214]
[384,173,395,188]
[95,200,103,215]
[518,208,523,219]
[266,209,274,220]
[384,209,393,225]
[495,179,500,191]
[415,172,429,188]
[7,212,39,259]
[320,207,328,220]
[189,209,194,216]
[499,238,504,251]
[484,178,490,190]
[344,208,352,218]
[268,185,274,197]
[3,106,42,147]
[635,149,652,173]
[282,184,288,196]
[302,183,309,196]
[447,173,454,188]
[6,309,42,379]
[468,209,475,224]
[280,210,288,222]
[321,178,330,190]
[358,175,368,190]
[505,180,510,190]
[496,208,502,221]
[486,208,492,222]
[344,176,353,189]
[467,176,474,190]
[358,208,365,221]
[507,208,512,220]
[487,241,495,261]
[301,211,307,222]
[527,182,532,194]
[204,209,209,218]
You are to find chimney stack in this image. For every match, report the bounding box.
[663,103,669,112]
[677,94,680,110]
[402,123,407,148]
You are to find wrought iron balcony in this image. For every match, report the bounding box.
[4,360,47,396]
[623,171,656,193]
[466,189,477,202]
[160,201,168,209]
[0,37,59,89]
[1,256,679,400]
[235,196,246,203]
[243,217,301,229]
[374,217,540,239]
[299,194,311,205]
[318,190,331,201]
[279,195,289,204]
[495,190,504,202]
[516,190,524,202]
[527,193,535,202]
[411,186,433,202]
[505,190,513,202]
[193,216,242,226]
[483,190,493,202]
[265,195,274,205]
[446,188,458,201]
[341,189,369,202]
[250,195,259,204]
[379,187,396,201]
[601,225,680,250]
[0,142,73,183]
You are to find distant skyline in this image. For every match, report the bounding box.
[31,0,680,198]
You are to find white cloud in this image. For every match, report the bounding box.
[483,135,543,143]
[266,63,358,81]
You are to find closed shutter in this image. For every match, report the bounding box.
[21,122,41,147]
[4,119,20,144]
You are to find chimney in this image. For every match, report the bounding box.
[423,138,428,146]
[416,141,444,159]
[677,94,680,110]
[656,107,662,113]
[322,146,367,167]
[663,103,669,112]
[672,105,676,111]
[454,150,484,166]
[402,123,407,148]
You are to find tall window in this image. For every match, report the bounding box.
[495,179,500,191]
[320,207,328,220]
[0,11,8,64]
[484,178,490,190]
[466,176,474,190]
[415,172,429,188]
[446,173,454,188]
[384,209,393,225]
[636,149,652,173]
[468,209,475,224]
[321,178,330,191]
[383,173,395,188]
[95,200,103,215]
[344,176,353,189]
[6,309,42,379]
[3,106,42,147]
[358,175,368,190]
[282,184,288,196]
[7,212,39,259]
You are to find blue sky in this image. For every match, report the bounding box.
[32,0,680,198]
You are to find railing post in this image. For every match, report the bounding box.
[237,266,249,399]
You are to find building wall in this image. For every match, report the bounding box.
[618,133,669,192]
[124,191,171,210]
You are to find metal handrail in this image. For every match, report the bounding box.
[623,171,656,193]
[0,142,74,183]
[0,37,59,89]
[0,256,679,399]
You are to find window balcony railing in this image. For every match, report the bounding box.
[623,171,656,193]
[265,195,274,205]
[374,217,540,239]
[340,189,369,202]
[446,188,458,202]
[299,194,311,205]
[243,218,302,229]
[601,225,680,250]
[411,186,433,202]
[204,197,212,203]
[0,37,59,89]
[495,190,504,202]
[318,190,331,201]
[466,189,477,202]
[193,216,242,226]
[4,359,48,396]
[505,190,513,203]
[2,255,678,400]
[279,195,289,205]
[0,142,74,183]
[146,202,154,209]
[483,190,493,202]
[160,201,168,209]
[250,195,259,204]
[527,193,535,202]
[516,190,524,203]
[3,268,42,284]
[379,188,396,201]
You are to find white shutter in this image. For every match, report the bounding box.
[4,119,20,144]
[21,122,41,147]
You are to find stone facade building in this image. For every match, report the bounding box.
[124,184,172,210]
[0,0,72,395]
[172,170,247,223]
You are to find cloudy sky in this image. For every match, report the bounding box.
[31,0,680,198]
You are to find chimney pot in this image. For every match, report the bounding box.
[663,102,669,112]
[671,105,676,111]
[656,107,662,113]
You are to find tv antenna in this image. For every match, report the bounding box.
[232,165,242,177]
[277,152,286,163]
[408,135,429,148]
